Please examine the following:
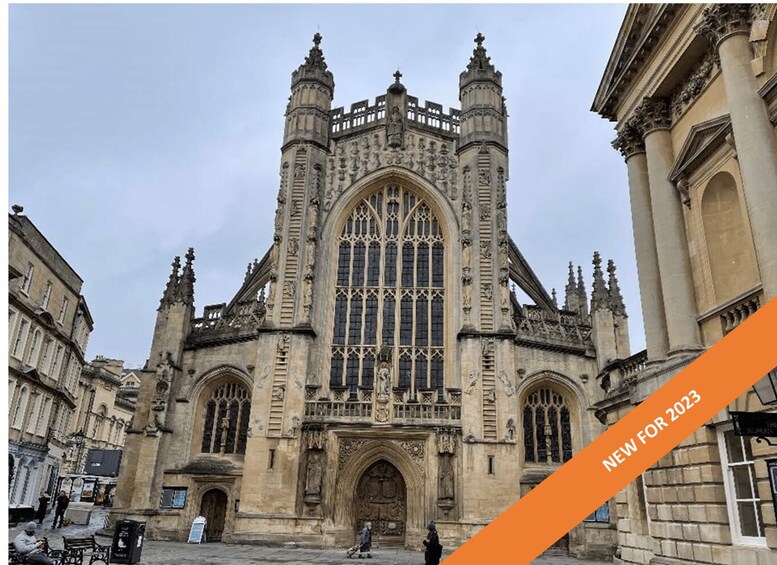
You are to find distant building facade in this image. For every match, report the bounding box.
[61,356,136,475]
[593,4,777,564]
[111,35,632,556]
[8,208,93,505]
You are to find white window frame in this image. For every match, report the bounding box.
[37,397,52,437]
[50,344,64,381]
[11,318,30,360]
[9,308,18,342]
[26,328,42,367]
[39,337,53,375]
[21,262,34,295]
[41,281,53,309]
[12,387,28,429]
[26,393,41,434]
[717,426,768,547]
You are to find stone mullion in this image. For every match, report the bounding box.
[698,4,777,301]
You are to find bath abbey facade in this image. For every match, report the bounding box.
[112,35,629,557]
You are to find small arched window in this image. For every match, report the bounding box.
[26,329,42,366]
[523,387,573,464]
[201,381,251,455]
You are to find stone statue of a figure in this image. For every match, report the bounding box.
[387,106,404,148]
[376,361,391,402]
[438,455,455,501]
[305,452,324,498]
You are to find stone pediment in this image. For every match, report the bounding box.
[592,4,679,121]
[668,114,732,183]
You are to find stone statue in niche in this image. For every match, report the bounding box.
[506,418,516,441]
[376,360,391,402]
[304,451,324,503]
[438,454,455,503]
[387,106,404,149]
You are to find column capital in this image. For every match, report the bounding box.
[696,4,753,48]
[612,125,646,160]
[632,97,672,137]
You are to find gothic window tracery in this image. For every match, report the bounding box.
[329,184,445,396]
[523,387,573,464]
[200,381,251,455]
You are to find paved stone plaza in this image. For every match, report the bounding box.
[9,508,610,564]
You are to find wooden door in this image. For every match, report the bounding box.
[200,489,227,542]
[355,460,406,547]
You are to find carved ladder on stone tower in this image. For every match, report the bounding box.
[481,339,497,440]
[268,336,290,436]
[279,161,308,327]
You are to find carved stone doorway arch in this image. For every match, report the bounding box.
[354,460,407,547]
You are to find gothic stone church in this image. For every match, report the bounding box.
[112,34,629,558]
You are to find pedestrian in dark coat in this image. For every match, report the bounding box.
[423,521,443,565]
[35,492,50,525]
[52,491,70,528]
[358,521,372,558]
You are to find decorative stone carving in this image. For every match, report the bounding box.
[478,168,490,186]
[506,418,516,441]
[289,415,300,437]
[670,49,718,118]
[464,370,480,394]
[675,177,691,208]
[481,283,493,300]
[632,97,672,135]
[612,124,646,160]
[436,428,457,455]
[696,4,753,46]
[438,453,455,507]
[387,105,405,149]
[304,450,324,504]
[288,238,299,256]
[497,371,515,396]
[272,385,286,401]
[480,241,491,259]
[256,366,271,389]
[484,388,496,403]
[294,162,307,180]
[306,425,327,450]
[283,280,296,298]
[399,440,425,466]
[337,438,424,471]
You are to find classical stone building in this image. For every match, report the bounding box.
[112,34,629,556]
[8,207,94,505]
[593,4,777,565]
[61,356,136,475]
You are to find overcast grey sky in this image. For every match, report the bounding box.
[9,3,638,369]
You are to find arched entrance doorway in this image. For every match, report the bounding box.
[200,489,227,542]
[354,460,406,547]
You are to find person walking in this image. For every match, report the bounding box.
[35,491,50,525]
[357,521,372,559]
[52,490,70,528]
[13,522,56,565]
[423,521,443,565]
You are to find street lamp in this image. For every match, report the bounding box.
[69,430,86,474]
[752,368,777,406]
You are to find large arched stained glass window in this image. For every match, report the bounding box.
[201,382,251,455]
[330,184,445,397]
[523,387,573,464]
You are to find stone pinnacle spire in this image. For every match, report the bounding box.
[179,247,196,306]
[577,265,589,317]
[607,259,627,317]
[159,256,181,309]
[591,252,609,312]
[564,262,578,311]
[291,32,334,90]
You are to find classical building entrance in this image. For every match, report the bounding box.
[355,460,407,547]
[200,489,227,542]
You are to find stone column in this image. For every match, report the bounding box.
[635,98,702,354]
[614,126,669,360]
[698,5,777,301]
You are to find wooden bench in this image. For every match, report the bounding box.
[8,538,63,564]
[61,537,110,565]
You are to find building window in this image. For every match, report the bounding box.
[26,393,41,434]
[200,381,251,455]
[487,455,495,475]
[584,502,610,523]
[160,487,187,509]
[21,263,34,294]
[57,297,69,324]
[718,429,767,544]
[12,318,30,360]
[39,338,53,375]
[329,185,445,397]
[523,387,573,464]
[36,397,51,437]
[41,281,53,310]
[26,329,42,367]
[12,387,29,429]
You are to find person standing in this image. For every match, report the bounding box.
[52,490,70,528]
[13,522,55,565]
[358,521,372,559]
[35,491,50,525]
[423,521,443,565]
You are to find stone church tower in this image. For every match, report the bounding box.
[112,34,628,558]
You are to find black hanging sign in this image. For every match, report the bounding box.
[730,411,777,439]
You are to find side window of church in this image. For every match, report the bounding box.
[718,429,766,542]
[523,387,572,464]
[160,487,187,509]
[201,382,251,455]
[329,185,445,396]
[583,502,610,523]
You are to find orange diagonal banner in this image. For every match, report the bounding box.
[446,297,777,565]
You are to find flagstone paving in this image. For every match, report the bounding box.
[9,508,611,564]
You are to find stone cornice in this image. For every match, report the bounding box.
[695,4,753,48]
